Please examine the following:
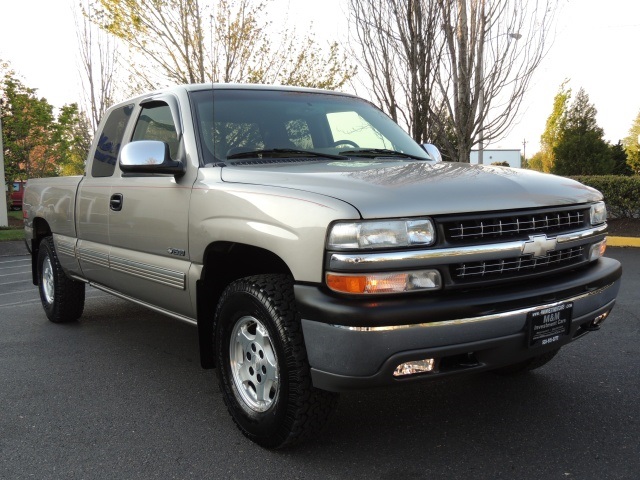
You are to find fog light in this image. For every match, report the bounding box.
[593,311,609,326]
[393,358,435,377]
[585,311,610,331]
[589,239,607,261]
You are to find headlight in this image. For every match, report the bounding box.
[590,202,607,225]
[327,218,435,250]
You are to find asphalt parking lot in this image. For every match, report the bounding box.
[0,243,638,479]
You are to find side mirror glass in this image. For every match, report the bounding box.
[120,140,185,175]
[422,144,443,163]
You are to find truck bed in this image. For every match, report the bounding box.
[24,176,83,241]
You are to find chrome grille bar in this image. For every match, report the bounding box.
[445,209,587,242]
[453,246,584,279]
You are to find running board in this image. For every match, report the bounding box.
[88,282,197,326]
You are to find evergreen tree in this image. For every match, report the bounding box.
[609,141,633,176]
[622,110,640,174]
[552,88,613,176]
[540,81,571,173]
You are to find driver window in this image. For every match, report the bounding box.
[132,103,179,159]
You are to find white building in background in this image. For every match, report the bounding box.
[469,149,522,168]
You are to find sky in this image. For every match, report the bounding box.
[1,0,639,157]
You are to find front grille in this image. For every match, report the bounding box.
[452,246,585,282]
[441,207,589,244]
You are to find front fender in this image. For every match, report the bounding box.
[189,181,360,282]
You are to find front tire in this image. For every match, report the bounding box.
[37,236,85,323]
[214,274,338,448]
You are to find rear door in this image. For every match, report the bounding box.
[76,104,134,285]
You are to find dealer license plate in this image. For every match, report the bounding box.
[527,301,573,348]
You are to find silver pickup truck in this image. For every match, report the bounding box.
[24,84,622,448]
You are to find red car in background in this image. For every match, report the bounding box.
[10,181,25,211]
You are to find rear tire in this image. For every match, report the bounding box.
[37,236,85,323]
[493,348,561,375]
[214,274,338,448]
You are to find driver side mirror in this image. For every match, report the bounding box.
[119,140,185,176]
[422,144,443,163]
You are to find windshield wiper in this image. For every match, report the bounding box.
[340,148,428,160]
[227,148,348,160]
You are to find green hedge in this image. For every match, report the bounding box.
[570,175,640,218]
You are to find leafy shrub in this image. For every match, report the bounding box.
[571,175,640,218]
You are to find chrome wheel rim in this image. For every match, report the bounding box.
[229,316,279,412]
[42,256,55,305]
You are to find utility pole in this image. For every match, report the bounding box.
[0,115,8,227]
[522,138,527,168]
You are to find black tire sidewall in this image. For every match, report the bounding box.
[36,237,84,323]
[215,285,294,445]
[37,238,58,318]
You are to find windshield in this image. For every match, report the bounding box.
[189,88,430,164]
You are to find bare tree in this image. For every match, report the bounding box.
[438,0,556,163]
[76,0,118,132]
[93,0,355,92]
[350,0,557,163]
[95,0,207,87]
[349,0,442,144]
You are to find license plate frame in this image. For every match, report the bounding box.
[527,301,573,348]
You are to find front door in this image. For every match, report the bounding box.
[107,100,194,318]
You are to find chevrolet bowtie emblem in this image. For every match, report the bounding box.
[522,234,557,258]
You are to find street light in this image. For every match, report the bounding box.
[477,32,522,165]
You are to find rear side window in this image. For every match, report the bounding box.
[91,104,133,178]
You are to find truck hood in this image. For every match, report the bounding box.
[220,159,602,218]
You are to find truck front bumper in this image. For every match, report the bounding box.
[296,257,622,392]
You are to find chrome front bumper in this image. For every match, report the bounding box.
[297,257,622,392]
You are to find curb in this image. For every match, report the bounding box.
[607,236,640,248]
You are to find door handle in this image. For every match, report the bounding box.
[110,193,124,211]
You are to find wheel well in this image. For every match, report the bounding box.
[30,218,52,285]
[196,242,293,369]
[32,217,52,240]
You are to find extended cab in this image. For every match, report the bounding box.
[24,84,622,448]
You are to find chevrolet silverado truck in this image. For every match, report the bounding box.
[24,84,622,448]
